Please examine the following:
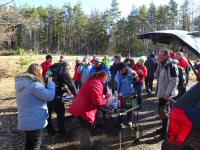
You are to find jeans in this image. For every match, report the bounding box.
[136,82,143,106]
[47,97,66,135]
[75,80,82,91]
[145,77,154,94]
[24,129,43,150]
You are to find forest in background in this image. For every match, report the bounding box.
[0,0,200,56]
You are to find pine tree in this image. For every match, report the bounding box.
[180,0,190,31]
[169,0,178,29]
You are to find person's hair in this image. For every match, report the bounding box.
[26,63,43,79]
[118,62,127,70]
[60,55,64,59]
[160,49,170,57]
[114,54,121,61]
[88,71,109,81]
[46,55,52,60]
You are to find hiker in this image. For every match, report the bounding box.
[41,55,52,79]
[45,60,77,136]
[124,53,135,68]
[109,54,122,94]
[144,52,158,96]
[132,56,147,107]
[78,56,92,85]
[58,55,64,63]
[170,51,176,59]
[68,71,109,150]
[176,52,190,84]
[102,55,111,67]
[90,54,96,65]
[15,64,55,150]
[73,57,82,90]
[156,49,179,138]
[194,62,200,80]
[90,57,111,94]
[115,63,138,126]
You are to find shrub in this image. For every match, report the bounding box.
[16,48,34,70]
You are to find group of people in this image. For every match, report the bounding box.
[15,49,193,150]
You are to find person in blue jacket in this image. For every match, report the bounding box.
[115,63,138,126]
[89,57,111,94]
[15,63,55,150]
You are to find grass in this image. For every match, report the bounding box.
[0,55,79,98]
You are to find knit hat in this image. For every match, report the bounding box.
[93,58,102,64]
[138,56,146,62]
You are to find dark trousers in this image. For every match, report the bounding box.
[25,129,43,150]
[79,117,92,150]
[145,77,154,94]
[75,80,82,91]
[136,82,143,106]
[158,98,170,136]
[47,97,66,135]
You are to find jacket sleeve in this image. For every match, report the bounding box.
[105,67,111,82]
[61,70,78,96]
[32,81,55,102]
[165,64,179,97]
[77,65,83,74]
[90,83,106,107]
[115,71,120,92]
[194,63,200,70]
[142,66,147,77]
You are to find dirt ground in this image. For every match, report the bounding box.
[0,55,197,150]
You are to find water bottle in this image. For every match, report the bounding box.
[113,91,119,111]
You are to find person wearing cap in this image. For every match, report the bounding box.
[73,57,82,90]
[124,53,135,68]
[89,57,111,94]
[78,56,92,85]
[109,54,122,94]
[115,62,138,126]
[132,56,147,107]
[45,60,77,136]
[144,52,158,96]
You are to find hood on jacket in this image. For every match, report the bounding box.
[15,73,44,92]
[163,58,178,67]
[147,52,156,60]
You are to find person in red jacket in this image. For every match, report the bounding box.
[132,56,147,107]
[68,71,109,149]
[41,55,52,79]
[176,52,190,84]
[73,57,82,90]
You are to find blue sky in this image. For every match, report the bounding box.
[2,0,199,17]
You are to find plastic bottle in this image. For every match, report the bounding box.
[113,91,119,111]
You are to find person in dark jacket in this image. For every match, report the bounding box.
[144,52,158,96]
[45,60,77,136]
[109,54,122,94]
[124,53,135,68]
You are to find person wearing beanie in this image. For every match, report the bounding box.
[145,52,158,96]
[132,56,147,107]
[109,54,122,94]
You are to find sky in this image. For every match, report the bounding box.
[1,0,200,17]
